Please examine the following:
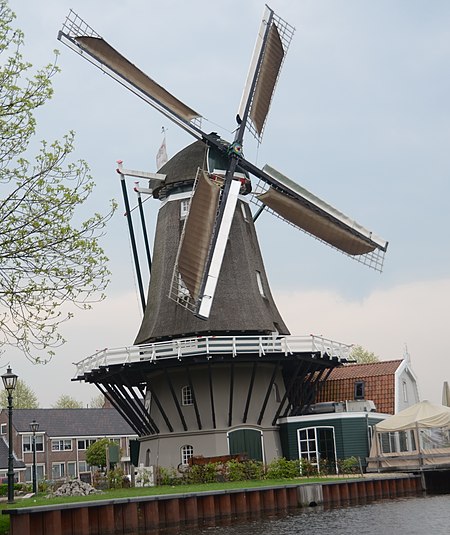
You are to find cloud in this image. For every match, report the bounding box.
[275,277,450,404]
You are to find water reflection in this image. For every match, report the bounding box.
[182,495,450,535]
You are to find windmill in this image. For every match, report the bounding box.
[59,6,388,467]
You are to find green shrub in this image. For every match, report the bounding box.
[338,456,360,475]
[107,467,125,489]
[0,483,28,496]
[226,459,246,481]
[241,460,264,480]
[185,463,218,484]
[299,458,318,477]
[156,466,181,486]
[266,457,301,479]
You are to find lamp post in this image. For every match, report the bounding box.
[29,419,39,494]
[1,366,18,503]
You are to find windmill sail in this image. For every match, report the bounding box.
[177,170,221,302]
[238,6,294,141]
[58,6,388,321]
[178,6,294,319]
[57,10,202,139]
[250,164,388,271]
[170,168,242,319]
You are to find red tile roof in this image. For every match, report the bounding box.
[325,360,402,380]
[315,360,404,415]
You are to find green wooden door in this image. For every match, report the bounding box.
[228,429,263,461]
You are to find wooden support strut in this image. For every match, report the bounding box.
[95,384,142,436]
[144,381,174,433]
[281,361,314,418]
[164,368,188,431]
[257,361,280,425]
[208,361,216,429]
[120,376,161,434]
[271,360,306,425]
[243,362,258,424]
[185,365,202,430]
[228,362,235,428]
[101,382,149,435]
[110,380,156,434]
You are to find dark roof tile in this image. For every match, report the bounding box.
[10,409,136,437]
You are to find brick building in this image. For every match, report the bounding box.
[0,408,137,484]
[315,358,420,414]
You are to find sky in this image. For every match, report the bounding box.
[3,0,450,407]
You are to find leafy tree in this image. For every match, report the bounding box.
[89,394,105,408]
[0,0,116,363]
[86,438,116,469]
[0,378,39,408]
[350,345,380,364]
[52,394,83,409]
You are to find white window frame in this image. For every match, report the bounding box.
[240,202,248,221]
[180,198,190,219]
[354,380,365,400]
[256,271,266,297]
[23,434,44,453]
[67,461,77,478]
[52,439,72,451]
[52,462,66,479]
[181,445,194,466]
[297,426,337,474]
[181,385,193,406]
[25,464,45,483]
[0,423,6,435]
[78,460,90,473]
[77,438,97,450]
[402,380,408,402]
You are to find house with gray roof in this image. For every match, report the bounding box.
[0,437,26,483]
[0,408,137,484]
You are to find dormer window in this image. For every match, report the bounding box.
[354,381,365,400]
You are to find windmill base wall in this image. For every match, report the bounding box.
[137,426,282,469]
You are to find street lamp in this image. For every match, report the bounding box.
[29,420,39,494]
[1,366,18,503]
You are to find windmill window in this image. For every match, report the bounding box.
[181,444,194,466]
[354,381,365,400]
[240,202,248,221]
[181,385,193,406]
[273,382,281,403]
[180,199,190,219]
[144,390,152,413]
[256,271,266,297]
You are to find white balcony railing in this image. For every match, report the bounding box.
[73,334,353,379]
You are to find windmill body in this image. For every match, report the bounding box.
[135,140,289,343]
[60,7,387,468]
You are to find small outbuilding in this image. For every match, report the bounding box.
[367,400,450,472]
[279,409,388,473]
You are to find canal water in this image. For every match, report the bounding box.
[184,495,450,535]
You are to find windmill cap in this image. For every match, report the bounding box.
[152,140,208,199]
